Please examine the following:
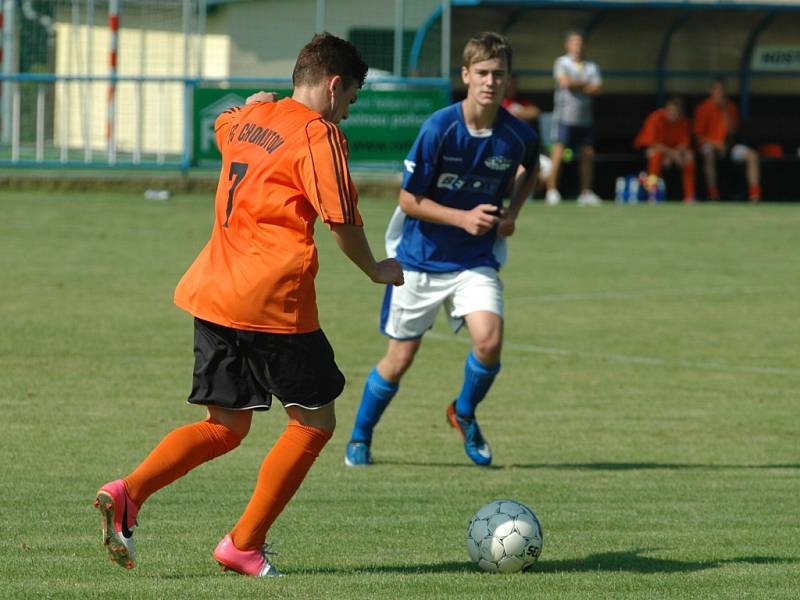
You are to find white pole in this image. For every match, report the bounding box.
[156,80,164,164]
[197,0,206,79]
[107,0,119,165]
[2,0,16,145]
[69,0,79,160]
[134,25,144,163]
[61,79,69,162]
[394,0,404,77]
[85,0,93,162]
[182,0,191,78]
[36,84,44,161]
[315,0,325,33]
[11,81,19,161]
[441,0,451,80]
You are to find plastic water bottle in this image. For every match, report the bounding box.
[615,177,626,203]
[628,177,639,204]
[144,189,170,201]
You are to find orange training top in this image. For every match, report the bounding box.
[693,98,738,145]
[633,107,690,149]
[174,98,361,333]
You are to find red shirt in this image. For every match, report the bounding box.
[693,98,738,145]
[634,108,691,149]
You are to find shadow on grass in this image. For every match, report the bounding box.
[294,550,795,576]
[375,460,800,471]
[375,459,502,470]
[506,462,800,471]
[529,549,796,574]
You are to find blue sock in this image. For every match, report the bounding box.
[455,352,501,419]
[350,368,399,443]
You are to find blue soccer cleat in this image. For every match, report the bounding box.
[344,441,373,467]
[446,402,492,466]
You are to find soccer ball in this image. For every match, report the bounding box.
[466,499,543,573]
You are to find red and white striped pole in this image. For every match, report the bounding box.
[0,10,5,69]
[107,0,119,163]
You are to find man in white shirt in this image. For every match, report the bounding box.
[546,31,602,206]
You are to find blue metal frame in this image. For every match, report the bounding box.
[656,12,691,106]
[739,9,779,119]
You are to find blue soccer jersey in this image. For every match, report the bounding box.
[397,102,538,273]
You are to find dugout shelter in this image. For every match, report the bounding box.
[411,0,800,200]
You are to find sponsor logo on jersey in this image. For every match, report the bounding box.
[484,155,512,171]
[463,176,501,195]
[404,159,416,173]
[443,155,464,162]
[437,173,464,190]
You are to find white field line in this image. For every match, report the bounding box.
[425,331,800,377]
[507,285,782,304]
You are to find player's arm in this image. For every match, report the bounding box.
[582,81,602,95]
[582,65,602,95]
[329,224,404,285]
[498,163,538,238]
[301,119,403,285]
[507,102,541,123]
[398,190,499,237]
[245,91,278,104]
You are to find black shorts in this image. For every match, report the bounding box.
[552,122,594,149]
[187,318,345,411]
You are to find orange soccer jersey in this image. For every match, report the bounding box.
[633,108,690,149]
[174,98,362,333]
[693,98,738,145]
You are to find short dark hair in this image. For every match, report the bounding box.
[292,32,368,90]
[666,95,684,110]
[462,32,513,72]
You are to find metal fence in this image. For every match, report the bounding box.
[0,0,449,168]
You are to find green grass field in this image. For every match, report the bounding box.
[1,190,798,599]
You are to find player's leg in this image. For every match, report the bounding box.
[346,337,422,465]
[123,407,249,507]
[546,131,566,205]
[732,144,761,201]
[579,144,595,195]
[218,403,334,577]
[457,310,503,417]
[217,328,343,576]
[346,272,443,466]
[646,148,663,177]
[94,318,253,569]
[446,268,504,466]
[699,143,719,200]
[680,148,696,203]
[572,126,600,205]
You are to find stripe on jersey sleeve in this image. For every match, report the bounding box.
[322,121,355,224]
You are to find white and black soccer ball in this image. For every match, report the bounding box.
[466,499,543,573]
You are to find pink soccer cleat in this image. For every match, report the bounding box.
[213,534,282,577]
[93,479,139,569]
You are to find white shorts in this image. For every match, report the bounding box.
[380,267,504,340]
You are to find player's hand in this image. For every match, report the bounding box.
[461,204,500,236]
[497,210,516,238]
[372,258,404,286]
[246,91,278,105]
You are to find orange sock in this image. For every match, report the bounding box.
[682,161,696,200]
[708,185,720,200]
[748,183,761,201]
[124,417,242,507]
[647,152,663,177]
[229,420,332,550]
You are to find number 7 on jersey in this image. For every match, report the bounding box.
[224,161,248,228]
